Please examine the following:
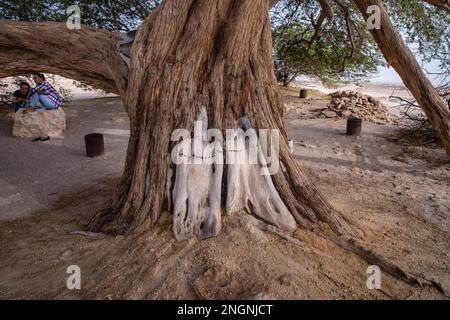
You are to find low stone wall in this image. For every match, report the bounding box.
[13,108,66,138]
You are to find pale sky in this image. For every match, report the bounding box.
[370,42,444,86]
[370,66,404,84]
[371,60,442,85]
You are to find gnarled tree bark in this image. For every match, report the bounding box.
[86,0,351,239]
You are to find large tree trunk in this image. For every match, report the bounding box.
[1,0,447,294]
[87,0,352,239]
[353,0,450,155]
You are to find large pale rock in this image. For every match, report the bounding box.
[13,108,66,138]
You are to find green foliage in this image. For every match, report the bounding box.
[0,0,160,31]
[271,0,383,86]
[385,0,449,90]
[273,21,381,85]
[0,0,60,21]
[271,0,449,86]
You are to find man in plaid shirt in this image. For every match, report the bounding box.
[28,73,64,110]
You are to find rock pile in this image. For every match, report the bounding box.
[13,108,66,138]
[321,91,397,124]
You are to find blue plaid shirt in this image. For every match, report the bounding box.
[31,81,64,107]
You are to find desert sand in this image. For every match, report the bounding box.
[0,85,448,299]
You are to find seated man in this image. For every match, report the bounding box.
[11,82,31,112]
[28,73,64,111]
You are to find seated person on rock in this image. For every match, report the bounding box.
[11,82,31,112]
[26,73,64,112]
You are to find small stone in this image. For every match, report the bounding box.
[392,155,409,164]
[278,273,294,286]
[248,293,273,300]
[59,249,72,260]
[323,110,337,118]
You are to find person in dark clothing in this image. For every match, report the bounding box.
[11,82,31,112]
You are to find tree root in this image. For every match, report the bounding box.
[247,215,333,259]
[251,215,448,297]
[334,237,449,297]
[70,230,105,240]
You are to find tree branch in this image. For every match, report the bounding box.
[421,0,450,11]
[270,0,280,8]
[352,0,450,154]
[307,0,334,47]
[0,20,129,95]
[334,0,355,58]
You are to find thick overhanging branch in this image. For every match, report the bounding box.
[0,20,129,96]
[352,0,450,154]
[422,0,450,11]
[270,0,280,8]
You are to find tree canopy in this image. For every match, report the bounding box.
[1,0,448,86]
[271,0,382,85]
[271,0,449,86]
[386,0,449,92]
[0,0,158,31]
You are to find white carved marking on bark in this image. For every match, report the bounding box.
[172,110,296,242]
[226,117,296,231]
[172,107,223,241]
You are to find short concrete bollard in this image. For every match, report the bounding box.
[85,133,105,158]
[346,118,363,136]
[299,89,308,99]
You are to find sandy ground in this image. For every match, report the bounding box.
[0,88,449,300]
[0,98,129,220]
